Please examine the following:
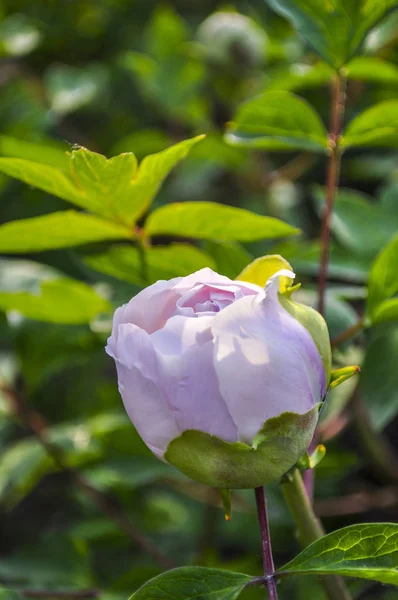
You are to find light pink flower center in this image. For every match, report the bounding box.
[176,284,237,316]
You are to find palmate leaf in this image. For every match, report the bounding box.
[279,523,398,585]
[145,201,299,241]
[129,567,252,600]
[69,136,205,223]
[266,0,398,69]
[225,91,328,152]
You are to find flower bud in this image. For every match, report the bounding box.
[106,265,330,489]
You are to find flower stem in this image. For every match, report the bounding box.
[254,487,279,600]
[282,469,352,600]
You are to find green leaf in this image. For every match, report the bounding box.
[0,536,92,586]
[0,279,110,324]
[129,568,251,600]
[122,7,206,125]
[0,211,132,253]
[279,523,398,585]
[0,135,69,168]
[82,456,178,492]
[225,92,328,152]
[0,157,88,207]
[267,62,334,93]
[0,589,22,600]
[367,233,398,320]
[266,0,398,69]
[0,137,204,224]
[360,325,398,431]
[341,101,398,149]
[345,57,398,85]
[84,243,216,286]
[313,187,398,258]
[45,63,107,115]
[372,298,398,325]
[266,58,398,92]
[204,241,253,280]
[0,13,42,56]
[236,254,293,290]
[0,412,130,507]
[69,147,138,219]
[112,135,205,223]
[145,202,299,242]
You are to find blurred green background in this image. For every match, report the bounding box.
[0,1,397,599]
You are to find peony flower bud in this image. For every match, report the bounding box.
[106,264,331,489]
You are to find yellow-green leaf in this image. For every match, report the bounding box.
[112,134,205,224]
[0,211,132,253]
[0,135,69,168]
[145,202,299,242]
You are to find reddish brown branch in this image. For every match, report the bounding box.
[331,318,364,347]
[254,487,278,600]
[304,73,347,501]
[315,486,398,517]
[318,74,346,316]
[20,590,99,599]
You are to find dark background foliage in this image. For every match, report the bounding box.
[0,1,397,599]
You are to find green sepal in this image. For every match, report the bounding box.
[220,489,232,521]
[297,444,326,471]
[329,365,360,389]
[279,293,332,385]
[165,405,321,489]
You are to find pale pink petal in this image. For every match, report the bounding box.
[212,272,325,444]
[151,315,238,442]
[106,323,180,459]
